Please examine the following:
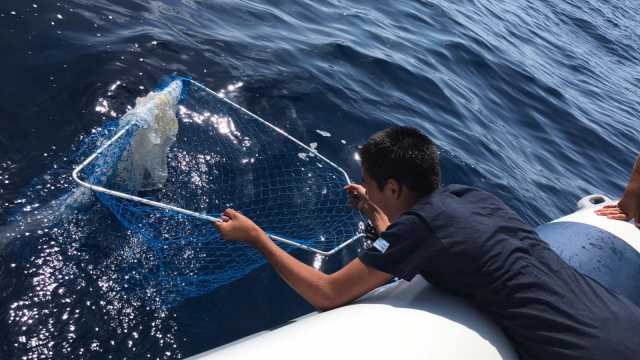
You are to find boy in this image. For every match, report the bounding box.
[214,126,640,360]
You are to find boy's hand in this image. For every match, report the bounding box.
[213,208,267,245]
[344,183,390,233]
[344,183,373,216]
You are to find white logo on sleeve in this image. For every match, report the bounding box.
[373,237,390,253]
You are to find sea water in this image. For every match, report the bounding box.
[1,0,639,358]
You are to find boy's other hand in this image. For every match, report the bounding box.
[344,183,372,214]
[213,208,267,245]
[344,183,390,234]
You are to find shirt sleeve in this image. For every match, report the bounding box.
[358,212,443,281]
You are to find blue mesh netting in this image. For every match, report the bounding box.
[77,77,363,305]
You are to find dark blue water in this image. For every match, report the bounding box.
[1,0,639,358]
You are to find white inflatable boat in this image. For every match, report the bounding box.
[187,195,640,360]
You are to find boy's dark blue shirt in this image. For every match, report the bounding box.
[359,184,640,360]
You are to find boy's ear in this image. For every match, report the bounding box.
[386,178,402,199]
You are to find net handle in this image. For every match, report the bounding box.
[71,79,363,256]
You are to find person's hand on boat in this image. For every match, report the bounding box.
[213,208,267,245]
[595,155,640,227]
[595,203,633,221]
[595,187,639,227]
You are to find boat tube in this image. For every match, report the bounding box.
[187,195,640,360]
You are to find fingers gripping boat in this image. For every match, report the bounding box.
[188,195,640,360]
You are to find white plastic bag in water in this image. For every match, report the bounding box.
[116,80,182,191]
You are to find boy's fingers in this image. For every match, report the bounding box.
[601,204,619,209]
[607,214,628,220]
[344,183,361,191]
[595,208,623,215]
[223,208,238,219]
[595,204,619,212]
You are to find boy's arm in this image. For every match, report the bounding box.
[214,209,392,310]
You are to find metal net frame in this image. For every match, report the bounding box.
[72,78,364,305]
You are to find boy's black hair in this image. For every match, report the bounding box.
[359,126,440,196]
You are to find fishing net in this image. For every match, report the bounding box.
[74,77,363,306]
